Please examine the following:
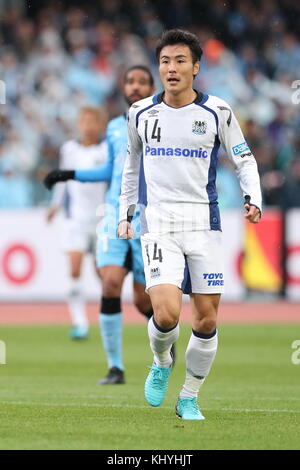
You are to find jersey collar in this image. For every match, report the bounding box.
[153,90,204,106]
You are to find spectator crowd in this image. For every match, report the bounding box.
[0,0,300,209]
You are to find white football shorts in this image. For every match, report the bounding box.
[141,230,225,294]
[61,219,97,253]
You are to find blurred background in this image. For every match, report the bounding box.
[0,0,300,306]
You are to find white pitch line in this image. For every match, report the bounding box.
[207,407,300,414]
[206,397,300,402]
[0,401,161,409]
[1,395,300,402]
[2,395,300,402]
[0,401,300,414]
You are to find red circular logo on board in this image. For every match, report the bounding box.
[2,244,36,284]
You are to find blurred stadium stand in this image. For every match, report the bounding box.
[0,1,300,301]
[0,0,299,209]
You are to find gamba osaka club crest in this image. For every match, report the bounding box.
[192,120,207,135]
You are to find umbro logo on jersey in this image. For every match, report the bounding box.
[148,109,159,116]
[192,120,207,135]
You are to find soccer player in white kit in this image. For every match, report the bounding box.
[46,107,108,339]
[118,30,262,420]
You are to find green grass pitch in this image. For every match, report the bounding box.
[0,322,299,450]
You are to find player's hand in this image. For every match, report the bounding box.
[118,221,134,239]
[244,203,261,223]
[46,207,59,223]
[43,170,75,190]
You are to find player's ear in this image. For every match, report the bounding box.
[193,60,200,77]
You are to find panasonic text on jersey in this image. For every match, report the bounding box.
[145,145,208,158]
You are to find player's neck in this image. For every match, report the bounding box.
[80,137,99,147]
[163,88,197,108]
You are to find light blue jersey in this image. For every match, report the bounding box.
[100,114,128,213]
[75,114,141,238]
[75,113,145,284]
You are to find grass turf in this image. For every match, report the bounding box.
[0,323,299,450]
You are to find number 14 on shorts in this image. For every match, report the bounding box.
[145,243,163,265]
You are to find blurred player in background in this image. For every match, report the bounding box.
[46,107,108,340]
[45,66,169,385]
[118,30,262,419]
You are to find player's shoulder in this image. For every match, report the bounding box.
[129,95,156,116]
[204,94,233,111]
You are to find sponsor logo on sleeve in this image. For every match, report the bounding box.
[232,142,250,155]
[240,151,253,158]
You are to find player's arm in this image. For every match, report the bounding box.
[44,138,113,189]
[75,139,113,183]
[46,185,65,222]
[44,158,112,189]
[46,147,67,222]
[118,108,143,239]
[75,160,113,183]
[218,102,262,223]
[44,168,75,190]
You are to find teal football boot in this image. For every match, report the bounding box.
[175,397,205,420]
[144,364,172,407]
[69,326,89,340]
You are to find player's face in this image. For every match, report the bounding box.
[123,69,154,106]
[78,112,103,140]
[159,44,200,96]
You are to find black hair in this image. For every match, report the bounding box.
[124,65,154,87]
[156,29,203,64]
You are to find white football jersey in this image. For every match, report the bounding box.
[119,92,262,234]
[51,139,108,223]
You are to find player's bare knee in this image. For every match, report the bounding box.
[71,271,81,279]
[134,298,147,313]
[153,306,178,329]
[196,316,217,334]
[102,277,122,297]
[134,294,151,314]
[155,316,176,330]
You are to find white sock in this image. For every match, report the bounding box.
[179,330,218,399]
[148,316,179,368]
[67,278,88,329]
